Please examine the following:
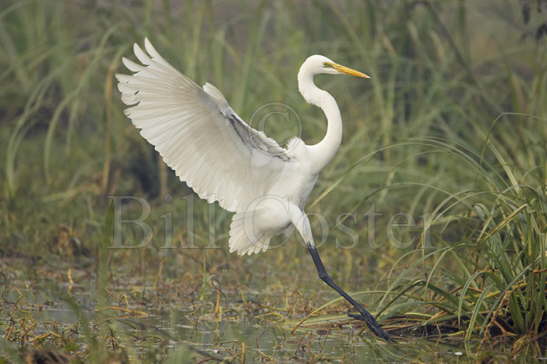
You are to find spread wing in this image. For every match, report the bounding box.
[116,38,293,212]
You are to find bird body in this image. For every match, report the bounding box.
[228,151,318,255]
[117,39,391,340]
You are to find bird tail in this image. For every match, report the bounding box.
[228,209,273,256]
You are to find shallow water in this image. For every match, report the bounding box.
[19,301,485,363]
[0,272,526,363]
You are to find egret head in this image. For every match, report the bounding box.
[303,55,370,78]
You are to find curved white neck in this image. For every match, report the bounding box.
[298,68,342,172]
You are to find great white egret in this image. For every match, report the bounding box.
[116,38,391,340]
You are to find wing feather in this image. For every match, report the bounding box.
[116,38,293,212]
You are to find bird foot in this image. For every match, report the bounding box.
[348,312,393,342]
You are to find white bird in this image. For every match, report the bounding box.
[116,38,391,340]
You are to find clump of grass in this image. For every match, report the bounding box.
[373,129,545,351]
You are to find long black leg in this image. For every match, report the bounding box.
[307,244,392,341]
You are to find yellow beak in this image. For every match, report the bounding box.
[327,62,370,78]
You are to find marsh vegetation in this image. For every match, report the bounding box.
[1,0,545,362]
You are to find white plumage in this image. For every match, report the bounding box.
[116,38,393,341]
[116,38,369,256]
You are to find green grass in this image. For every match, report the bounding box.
[1,0,545,362]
